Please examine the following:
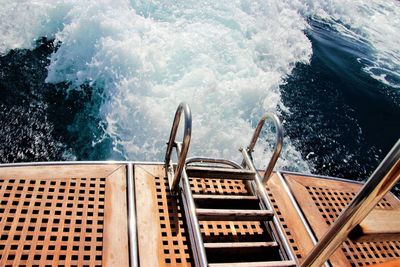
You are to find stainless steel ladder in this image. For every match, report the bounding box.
[165,103,297,267]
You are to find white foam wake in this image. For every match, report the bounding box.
[3,0,398,171]
[0,0,313,171]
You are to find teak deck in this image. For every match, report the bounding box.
[1,163,399,266]
[0,164,129,266]
[134,165,400,266]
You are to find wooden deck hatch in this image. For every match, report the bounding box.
[0,164,129,266]
[283,173,400,266]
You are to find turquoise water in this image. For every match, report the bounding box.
[0,0,399,184]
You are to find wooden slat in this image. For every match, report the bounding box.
[350,209,400,242]
[186,166,255,180]
[208,260,297,267]
[0,164,123,179]
[196,208,273,221]
[134,165,163,267]
[102,165,129,266]
[370,259,400,267]
[204,241,278,249]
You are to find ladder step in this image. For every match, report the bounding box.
[205,242,281,263]
[204,241,278,249]
[208,260,297,267]
[193,194,258,201]
[194,194,261,210]
[186,166,255,180]
[196,208,274,221]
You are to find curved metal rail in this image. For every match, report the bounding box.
[186,157,242,169]
[246,113,283,184]
[164,103,192,194]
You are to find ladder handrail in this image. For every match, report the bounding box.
[164,105,292,266]
[186,157,242,169]
[246,113,283,184]
[301,139,400,267]
[165,102,192,194]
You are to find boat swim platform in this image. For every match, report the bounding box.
[0,163,399,266]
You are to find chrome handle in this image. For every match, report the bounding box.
[246,113,283,184]
[165,103,192,194]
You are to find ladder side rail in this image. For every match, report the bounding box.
[241,148,296,262]
[176,143,208,267]
[301,139,400,267]
[127,163,139,267]
[246,113,283,183]
[164,102,192,193]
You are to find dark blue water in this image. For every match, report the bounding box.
[0,20,399,192]
[281,21,400,180]
[0,39,115,162]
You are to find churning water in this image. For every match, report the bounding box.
[1,0,399,182]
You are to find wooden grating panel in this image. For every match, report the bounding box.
[155,175,192,266]
[0,178,105,266]
[306,185,400,266]
[135,165,192,266]
[189,178,250,196]
[266,186,304,261]
[0,164,129,267]
[285,173,400,267]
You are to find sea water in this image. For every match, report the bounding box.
[0,0,399,182]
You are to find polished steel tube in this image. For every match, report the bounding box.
[246,113,283,183]
[176,144,208,266]
[164,103,192,193]
[301,139,400,267]
[181,170,208,267]
[127,163,139,267]
[186,157,242,169]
